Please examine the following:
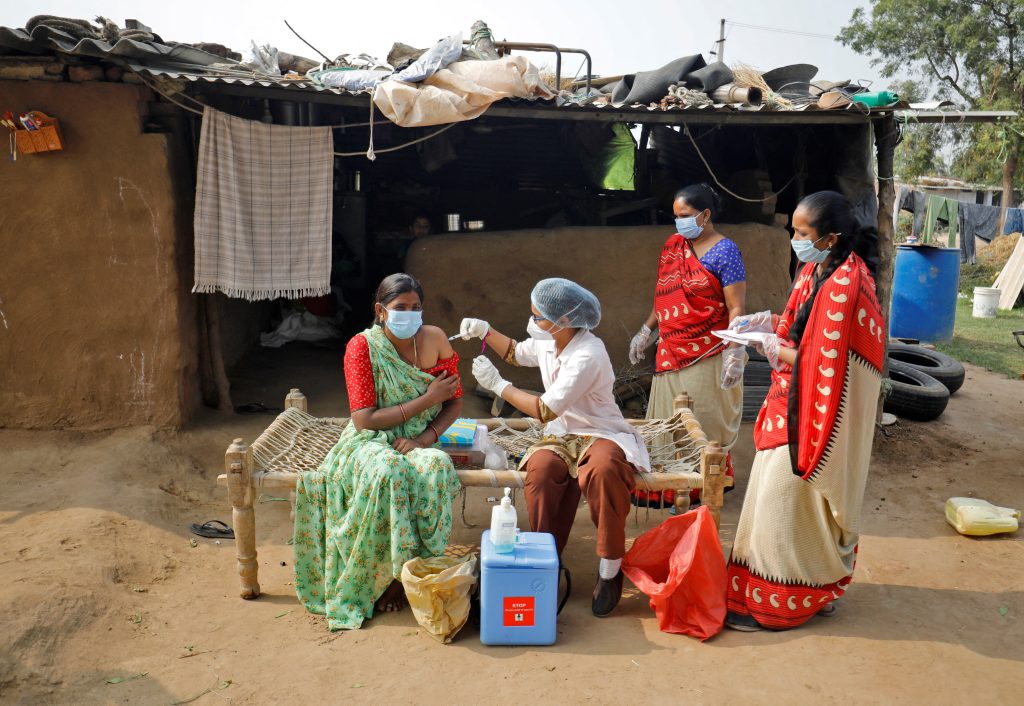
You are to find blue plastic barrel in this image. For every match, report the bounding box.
[889,246,961,343]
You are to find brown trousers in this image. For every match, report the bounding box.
[523,439,636,559]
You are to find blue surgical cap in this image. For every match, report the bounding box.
[531,277,602,330]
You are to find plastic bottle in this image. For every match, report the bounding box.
[490,487,517,553]
[851,91,900,108]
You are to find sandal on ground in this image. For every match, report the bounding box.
[725,611,764,632]
[233,402,281,414]
[189,520,235,539]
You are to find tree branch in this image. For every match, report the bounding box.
[924,51,978,104]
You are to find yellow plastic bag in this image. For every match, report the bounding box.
[400,555,478,643]
[945,497,1020,536]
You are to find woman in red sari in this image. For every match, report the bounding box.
[724,191,884,631]
[629,184,747,503]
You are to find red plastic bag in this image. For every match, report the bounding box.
[622,505,727,640]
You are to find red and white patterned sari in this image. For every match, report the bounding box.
[727,253,885,630]
[654,235,729,372]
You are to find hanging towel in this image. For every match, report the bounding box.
[923,195,959,246]
[1003,207,1024,235]
[957,202,1001,264]
[192,107,334,301]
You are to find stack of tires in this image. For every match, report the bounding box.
[883,342,965,422]
[742,350,773,422]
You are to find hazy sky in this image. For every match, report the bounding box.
[1,1,892,90]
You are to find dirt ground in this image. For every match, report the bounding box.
[2,345,1022,705]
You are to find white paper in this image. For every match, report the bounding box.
[712,330,770,346]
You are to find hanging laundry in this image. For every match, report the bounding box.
[1003,207,1024,235]
[957,202,1002,264]
[192,107,333,301]
[896,186,927,240]
[923,195,960,246]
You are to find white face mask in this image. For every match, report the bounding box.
[527,317,554,341]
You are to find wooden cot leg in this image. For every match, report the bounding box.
[700,440,726,529]
[672,393,694,513]
[226,437,260,599]
[285,388,308,411]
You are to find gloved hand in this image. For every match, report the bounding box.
[628,324,655,365]
[472,356,511,397]
[459,317,490,340]
[720,345,746,389]
[752,334,784,371]
[729,310,774,335]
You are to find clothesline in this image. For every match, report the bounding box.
[894,185,1023,264]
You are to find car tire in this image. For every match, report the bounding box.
[883,359,950,421]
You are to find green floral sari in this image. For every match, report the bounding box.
[293,325,460,630]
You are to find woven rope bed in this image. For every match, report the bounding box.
[218,388,729,599]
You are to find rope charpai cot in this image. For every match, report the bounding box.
[249,407,706,478]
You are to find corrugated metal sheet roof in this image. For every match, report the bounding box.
[0,24,228,67]
[2,23,1015,126]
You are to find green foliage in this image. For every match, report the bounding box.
[889,79,948,180]
[935,299,1024,379]
[843,1,1024,188]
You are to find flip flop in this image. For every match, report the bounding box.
[189,520,234,539]
[233,402,281,415]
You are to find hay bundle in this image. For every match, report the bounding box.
[978,233,1021,269]
[731,63,792,109]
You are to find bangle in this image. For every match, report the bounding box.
[399,403,408,422]
[428,424,440,443]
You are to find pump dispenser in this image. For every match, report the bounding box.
[490,487,517,553]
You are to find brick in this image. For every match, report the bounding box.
[0,59,64,81]
[69,65,105,82]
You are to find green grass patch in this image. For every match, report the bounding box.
[935,299,1024,379]
[956,263,1001,296]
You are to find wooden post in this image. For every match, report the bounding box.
[700,440,727,528]
[205,295,233,412]
[874,114,899,421]
[672,393,694,513]
[285,387,305,519]
[285,388,308,411]
[226,437,260,599]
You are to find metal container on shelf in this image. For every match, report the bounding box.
[446,213,462,232]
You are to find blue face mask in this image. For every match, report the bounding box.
[791,235,832,263]
[674,215,705,240]
[384,309,422,339]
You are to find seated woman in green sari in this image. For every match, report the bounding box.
[294,273,464,630]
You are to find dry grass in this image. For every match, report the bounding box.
[977,232,1020,269]
[731,63,791,108]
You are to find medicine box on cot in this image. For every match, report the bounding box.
[480,530,559,646]
[440,419,485,466]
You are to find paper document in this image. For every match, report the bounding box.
[712,330,771,346]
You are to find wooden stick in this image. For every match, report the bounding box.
[205,295,232,412]
[874,114,898,422]
[226,438,260,599]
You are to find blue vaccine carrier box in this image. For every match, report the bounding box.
[480,530,559,646]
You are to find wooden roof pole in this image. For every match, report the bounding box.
[873,113,899,421]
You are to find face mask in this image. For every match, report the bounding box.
[383,309,422,339]
[791,235,832,263]
[674,215,704,240]
[527,317,554,341]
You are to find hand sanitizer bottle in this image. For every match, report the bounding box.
[490,487,517,554]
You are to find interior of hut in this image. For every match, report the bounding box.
[182,90,877,420]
